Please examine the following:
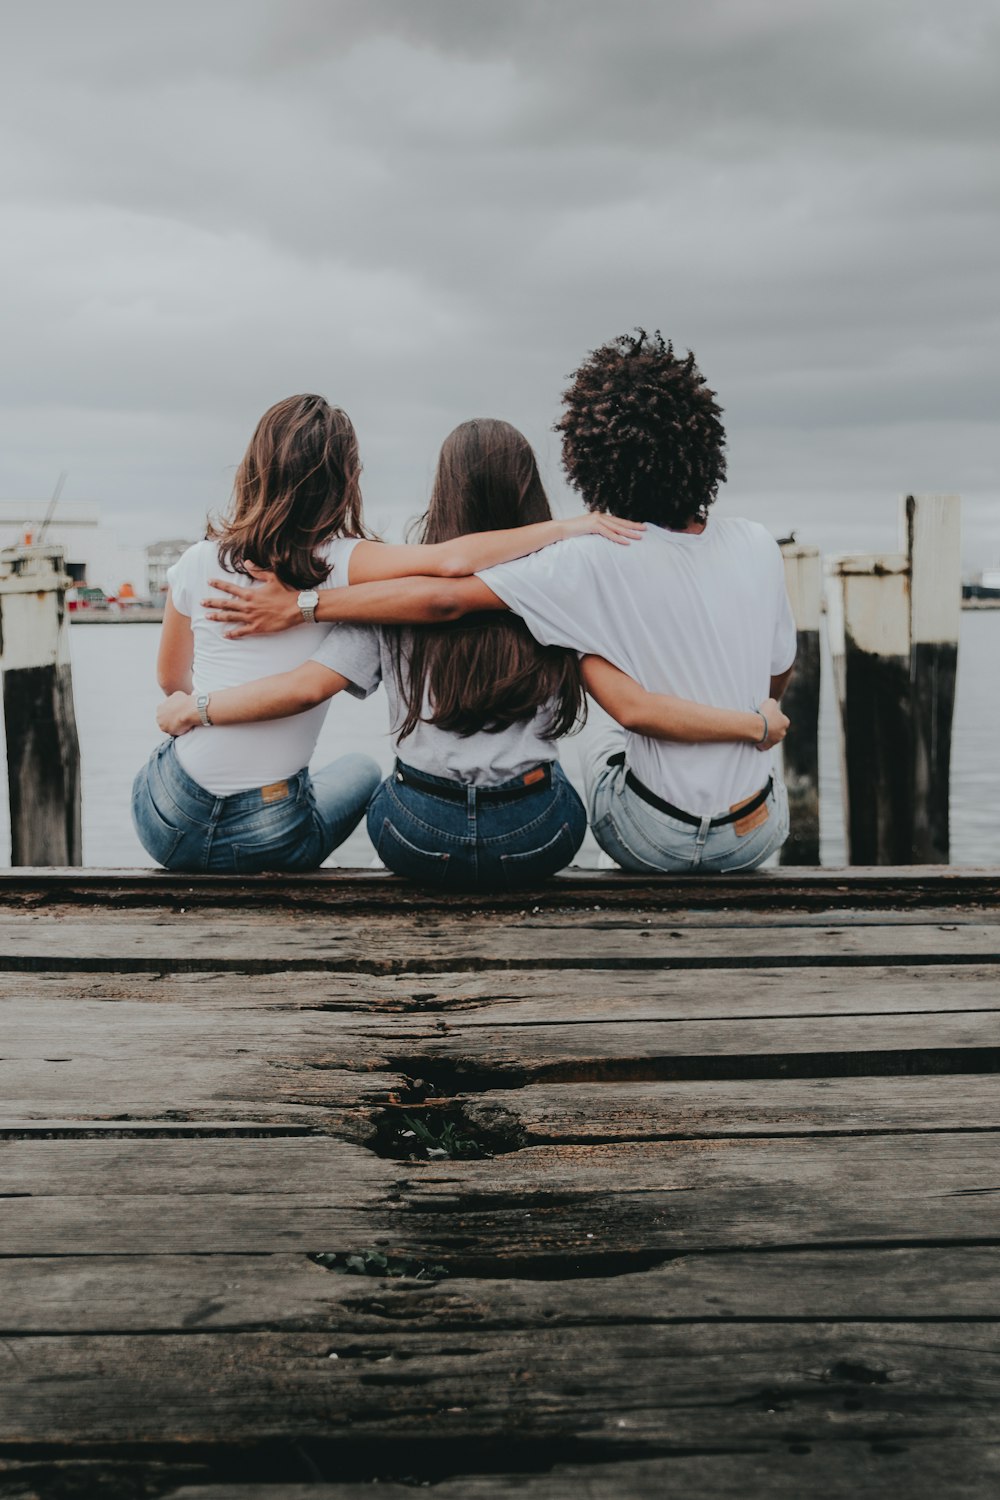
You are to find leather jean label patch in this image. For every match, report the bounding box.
[261,780,291,804]
[730,795,770,837]
[523,767,547,786]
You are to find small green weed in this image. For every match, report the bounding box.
[400,1112,485,1160]
[311,1249,448,1280]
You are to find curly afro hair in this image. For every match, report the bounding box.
[555,329,727,527]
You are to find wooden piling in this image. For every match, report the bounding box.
[778,543,821,864]
[904,493,961,863]
[827,495,960,865]
[0,545,82,865]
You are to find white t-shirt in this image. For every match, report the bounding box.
[478,517,797,815]
[166,536,360,795]
[311,624,561,786]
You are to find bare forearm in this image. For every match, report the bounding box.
[626,696,763,743]
[348,514,644,583]
[158,667,193,695]
[158,664,340,736]
[434,519,570,577]
[583,656,765,744]
[314,576,502,625]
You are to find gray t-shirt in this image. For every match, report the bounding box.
[479,518,796,813]
[310,623,561,786]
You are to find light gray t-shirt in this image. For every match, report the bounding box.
[310,624,561,786]
[479,517,797,815]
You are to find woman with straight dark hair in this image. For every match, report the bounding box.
[156,418,787,888]
[135,398,636,874]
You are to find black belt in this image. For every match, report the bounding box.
[393,760,552,803]
[607,752,773,828]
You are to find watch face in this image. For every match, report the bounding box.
[299,590,319,607]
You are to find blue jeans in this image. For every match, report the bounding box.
[131,738,381,873]
[585,724,789,874]
[367,760,587,891]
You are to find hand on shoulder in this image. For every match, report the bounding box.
[561,513,646,546]
[202,567,300,638]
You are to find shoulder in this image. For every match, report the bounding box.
[320,535,364,587]
[716,517,783,563]
[166,540,218,603]
[171,539,216,574]
[714,516,774,543]
[484,532,614,582]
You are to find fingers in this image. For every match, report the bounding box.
[595,514,646,544]
[204,606,251,623]
[223,625,254,640]
[205,578,253,600]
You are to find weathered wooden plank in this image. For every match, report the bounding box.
[3,1448,998,1500]
[1,915,1000,972]
[463,1075,1000,1143]
[5,959,1000,1016]
[372,1009,1000,1084]
[158,1440,1000,1499]
[6,1074,998,1142]
[159,1450,1000,1500]
[1,1134,996,1257]
[2,1246,998,1334]
[0,1137,388,1197]
[2,863,1000,914]
[0,1002,393,1123]
[5,998,1000,1130]
[1,1325,997,1446]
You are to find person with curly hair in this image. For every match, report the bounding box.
[476,330,796,872]
[200,334,796,874]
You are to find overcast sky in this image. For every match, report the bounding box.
[2,0,997,567]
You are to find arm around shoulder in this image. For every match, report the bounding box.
[316,574,506,625]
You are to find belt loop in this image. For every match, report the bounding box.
[691,813,712,868]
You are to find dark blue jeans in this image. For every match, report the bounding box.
[367,760,587,891]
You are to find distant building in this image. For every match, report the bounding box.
[962,566,1000,602]
[147,539,195,599]
[0,503,146,597]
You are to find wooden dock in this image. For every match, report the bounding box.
[2,867,999,1498]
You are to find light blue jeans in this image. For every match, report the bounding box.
[131,738,381,873]
[584,721,789,874]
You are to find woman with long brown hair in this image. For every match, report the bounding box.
[156,417,786,887]
[134,398,635,873]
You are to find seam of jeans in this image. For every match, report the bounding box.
[498,820,576,866]
[378,785,473,847]
[377,816,452,867]
[596,810,689,873]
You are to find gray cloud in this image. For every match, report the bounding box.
[0,0,997,568]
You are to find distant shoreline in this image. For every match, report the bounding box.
[68,599,1000,625]
[70,608,164,624]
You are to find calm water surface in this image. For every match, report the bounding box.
[0,614,996,867]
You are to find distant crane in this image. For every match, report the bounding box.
[36,471,68,545]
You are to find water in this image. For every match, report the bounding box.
[0,614,997,867]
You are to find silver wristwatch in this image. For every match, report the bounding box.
[196,693,212,728]
[297,589,319,624]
